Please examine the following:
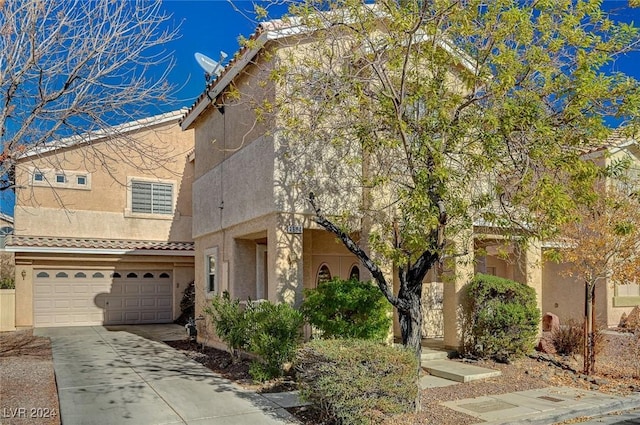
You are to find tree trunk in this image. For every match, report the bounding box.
[584,281,595,375]
[398,285,423,412]
[583,282,589,374]
[590,285,596,374]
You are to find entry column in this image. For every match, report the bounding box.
[442,233,474,350]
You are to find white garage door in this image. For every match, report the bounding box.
[33,270,172,327]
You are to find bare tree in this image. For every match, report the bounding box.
[0,0,179,190]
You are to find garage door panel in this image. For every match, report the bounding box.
[125,285,139,295]
[140,285,156,294]
[34,269,173,327]
[157,298,171,308]
[141,298,156,307]
[124,299,140,308]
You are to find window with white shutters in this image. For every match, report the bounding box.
[131,181,173,215]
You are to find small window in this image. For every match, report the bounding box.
[143,272,154,278]
[77,175,87,185]
[92,272,104,278]
[159,272,170,278]
[349,265,360,281]
[316,264,332,286]
[34,172,44,182]
[36,272,49,278]
[55,272,68,278]
[74,272,87,278]
[207,255,216,293]
[111,272,122,278]
[126,272,138,278]
[55,174,66,183]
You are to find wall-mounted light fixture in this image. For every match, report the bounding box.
[21,270,26,280]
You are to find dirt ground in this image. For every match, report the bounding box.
[0,330,60,425]
[1,330,638,425]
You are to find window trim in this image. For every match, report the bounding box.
[125,176,176,219]
[204,247,219,298]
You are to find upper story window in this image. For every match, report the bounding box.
[30,167,90,190]
[131,181,173,215]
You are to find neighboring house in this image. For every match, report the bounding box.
[7,110,196,328]
[182,19,639,349]
[540,138,640,328]
[0,212,15,284]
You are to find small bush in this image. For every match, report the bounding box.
[300,278,391,341]
[175,281,195,325]
[464,273,540,360]
[296,339,418,425]
[246,301,304,381]
[552,318,604,356]
[204,291,249,362]
[551,319,583,356]
[0,278,14,289]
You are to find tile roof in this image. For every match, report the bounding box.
[6,236,194,252]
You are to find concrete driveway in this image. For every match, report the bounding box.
[34,326,298,425]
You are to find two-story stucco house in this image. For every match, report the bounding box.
[7,110,196,328]
[181,14,640,350]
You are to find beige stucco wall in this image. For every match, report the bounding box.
[541,254,607,326]
[14,119,194,242]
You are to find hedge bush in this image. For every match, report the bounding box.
[205,292,304,381]
[295,339,418,425]
[204,291,249,362]
[300,278,391,341]
[464,273,540,360]
[246,301,304,381]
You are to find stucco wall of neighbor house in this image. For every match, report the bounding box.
[13,253,194,328]
[14,119,194,242]
[541,255,607,326]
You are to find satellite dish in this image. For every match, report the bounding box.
[195,51,228,82]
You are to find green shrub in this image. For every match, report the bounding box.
[300,278,391,341]
[296,339,418,425]
[464,273,540,360]
[203,291,249,362]
[246,301,304,381]
[0,278,14,289]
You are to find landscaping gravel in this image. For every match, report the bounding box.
[0,330,60,425]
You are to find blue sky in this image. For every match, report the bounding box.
[161,0,640,114]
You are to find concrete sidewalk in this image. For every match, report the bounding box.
[442,386,640,425]
[35,326,299,425]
